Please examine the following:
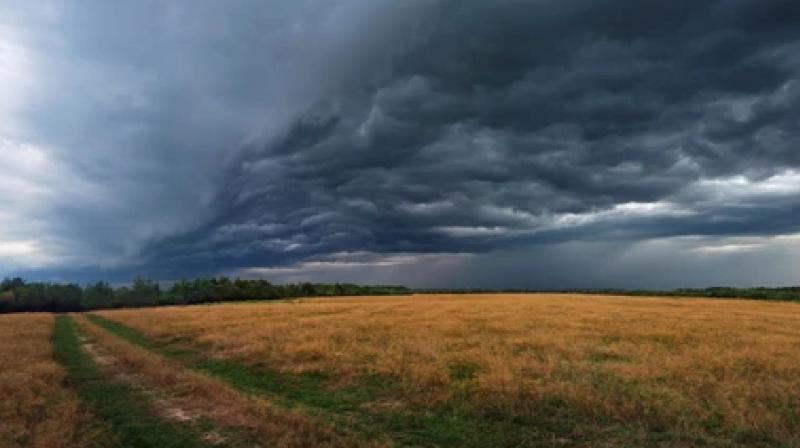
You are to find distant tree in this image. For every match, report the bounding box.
[131,277,160,306]
[0,277,25,292]
[300,282,315,296]
[334,283,345,296]
[112,286,133,308]
[0,290,14,313]
[0,276,411,314]
[83,281,114,309]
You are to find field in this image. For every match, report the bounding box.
[0,314,98,447]
[2,294,800,447]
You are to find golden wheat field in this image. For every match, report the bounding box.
[95,293,800,447]
[0,314,97,448]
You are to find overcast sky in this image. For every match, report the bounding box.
[2,1,800,288]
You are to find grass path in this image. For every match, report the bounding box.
[52,315,217,448]
[86,313,700,448]
[0,314,99,448]
[71,314,372,447]
[72,315,372,448]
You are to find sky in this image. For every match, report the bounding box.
[1,0,800,289]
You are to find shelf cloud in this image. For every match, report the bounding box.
[2,1,800,287]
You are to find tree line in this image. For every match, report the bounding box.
[0,277,411,313]
[418,287,800,302]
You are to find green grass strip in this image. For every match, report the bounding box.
[52,315,215,448]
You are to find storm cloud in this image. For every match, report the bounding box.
[2,1,800,287]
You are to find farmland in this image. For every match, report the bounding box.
[3,293,800,447]
[0,314,98,447]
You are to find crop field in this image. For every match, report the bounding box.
[0,314,98,447]
[3,293,800,447]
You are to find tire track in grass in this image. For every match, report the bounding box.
[52,315,216,448]
[0,314,101,448]
[72,314,381,448]
[84,313,624,448]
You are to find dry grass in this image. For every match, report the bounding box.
[72,314,382,447]
[0,314,98,448]
[99,293,800,444]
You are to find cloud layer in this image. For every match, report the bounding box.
[3,1,800,287]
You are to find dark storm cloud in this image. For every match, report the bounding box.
[0,0,434,273]
[163,1,800,273]
[5,1,800,286]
